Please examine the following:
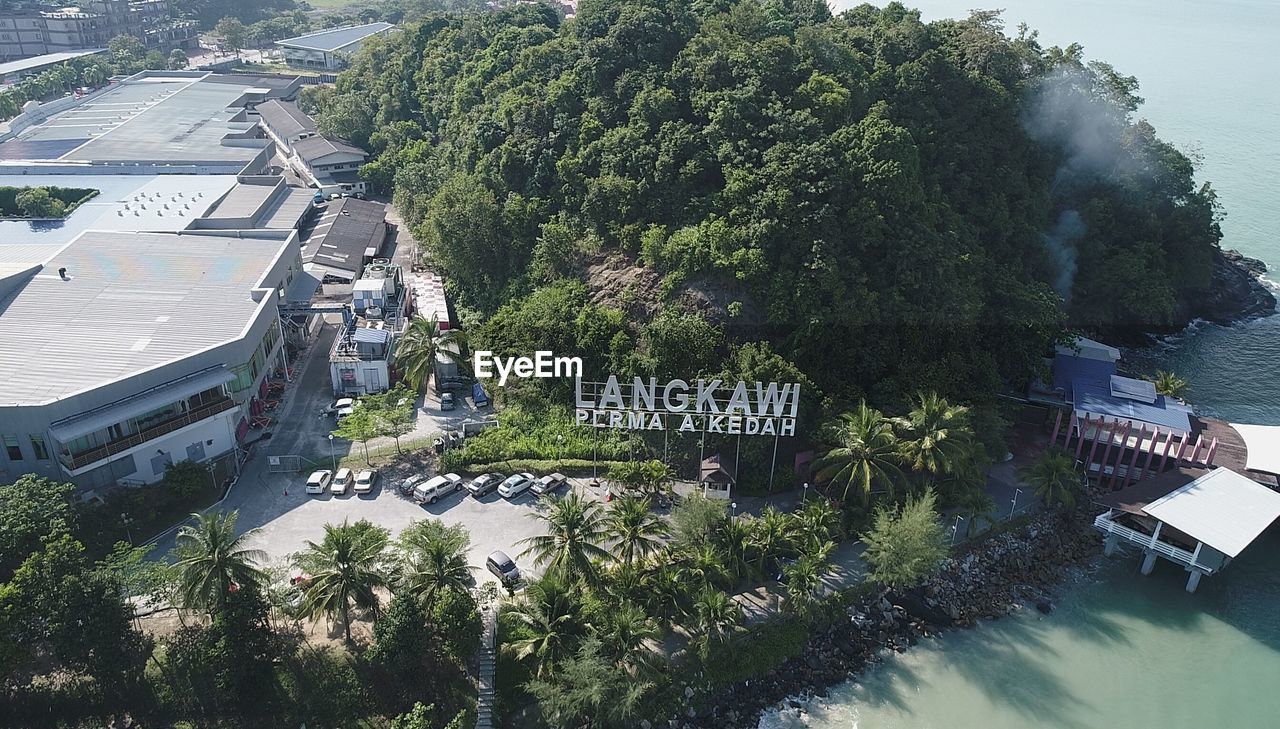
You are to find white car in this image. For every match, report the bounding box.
[497,472,535,499]
[334,397,356,421]
[331,467,354,495]
[354,469,377,494]
[413,473,464,504]
[530,473,568,496]
[305,470,332,495]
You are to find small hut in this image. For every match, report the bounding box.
[699,454,736,500]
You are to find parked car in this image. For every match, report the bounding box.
[305,470,332,495]
[497,472,534,499]
[328,397,356,421]
[396,470,427,493]
[354,469,377,494]
[440,392,456,411]
[331,467,354,495]
[486,550,521,585]
[413,473,463,504]
[530,472,569,496]
[466,472,504,498]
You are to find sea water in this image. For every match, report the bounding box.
[758,2,1280,727]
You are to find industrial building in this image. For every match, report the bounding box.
[256,98,369,196]
[275,22,394,71]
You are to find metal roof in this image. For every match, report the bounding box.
[275,23,394,53]
[257,99,315,139]
[1110,375,1158,404]
[1055,336,1121,362]
[1073,381,1194,433]
[293,135,366,164]
[48,366,234,442]
[352,327,389,344]
[1143,468,1280,558]
[300,197,386,279]
[0,49,106,78]
[1230,423,1280,475]
[0,230,289,406]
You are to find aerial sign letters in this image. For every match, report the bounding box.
[575,376,801,436]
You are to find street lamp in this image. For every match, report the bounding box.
[802,482,809,503]
[731,501,738,521]
[121,512,134,545]
[328,433,336,472]
[1010,488,1022,518]
[950,515,962,546]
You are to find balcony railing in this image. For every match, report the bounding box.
[1093,513,1214,573]
[59,397,238,471]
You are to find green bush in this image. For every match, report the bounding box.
[0,185,97,218]
[439,456,631,476]
[703,617,809,688]
[439,404,633,470]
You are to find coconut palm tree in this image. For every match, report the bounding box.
[795,498,842,552]
[520,493,610,583]
[394,519,474,604]
[716,516,756,585]
[594,601,660,673]
[604,495,667,566]
[679,543,727,591]
[81,64,106,87]
[1153,370,1190,400]
[608,460,649,495]
[813,402,905,504]
[893,392,975,479]
[782,548,832,616]
[394,314,469,392]
[688,587,741,660]
[1024,448,1083,509]
[750,506,795,573]
[294,519,389,644]
[504,574,584,678]
[642,459,675,496]
[171,510,267,617]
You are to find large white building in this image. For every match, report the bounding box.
[275,22,393,71]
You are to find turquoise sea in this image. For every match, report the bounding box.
[760,2,1280,727]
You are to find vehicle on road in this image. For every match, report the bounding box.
[440,392,455,411]
[354,469,377,494]
[486,550,521,585]
[305,470,332,495]
[466,472,504,498]
[331,467,354,495]
[413,473,463,503]
[398,473,427,496]
[530,472,568,496]
[323,397,356,420]
[497,472,534,499]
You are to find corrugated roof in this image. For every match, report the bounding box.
[1074,381,1193,433]
[352,327,389,344]
[0,231,289,406]
[0,49,106,77]
[293,135,366,164]
[300,197,386,279]
[276,23,394,53]
[257,99,316,139]
[1230,423,1280,476]
[1055,336,1121,362]
[1143,468,1280,558]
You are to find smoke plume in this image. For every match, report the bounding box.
[1041,210,1086,304]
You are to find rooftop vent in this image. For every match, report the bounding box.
[58,267,68,280]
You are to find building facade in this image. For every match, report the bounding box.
[0,0,196,62]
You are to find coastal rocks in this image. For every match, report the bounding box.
[684,509,1102,729]
[1176,248,1276,328]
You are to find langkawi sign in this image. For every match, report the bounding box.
[575,376,801,436]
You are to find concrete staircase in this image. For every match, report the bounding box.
[476,604,497,729]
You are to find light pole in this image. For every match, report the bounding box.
[731,501,738,522]
[328,433,336,472]
[121,512,134,545]
[1010,488,1022,518]
[950,515,962,546]
[802,482,809,503]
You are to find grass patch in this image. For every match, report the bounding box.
[703,616,810,688]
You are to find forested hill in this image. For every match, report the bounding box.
[311,0,1221,409]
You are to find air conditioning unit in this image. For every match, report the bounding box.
[372,258,391,266]
[365,265,387,279]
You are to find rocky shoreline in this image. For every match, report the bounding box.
[675,509,1101,729]
[1178,248,1276,327]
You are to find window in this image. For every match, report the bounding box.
[29,435,49,460]
[230,362,254,393]
[3,434,22,461]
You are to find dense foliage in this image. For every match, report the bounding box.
[315,0,1220,419]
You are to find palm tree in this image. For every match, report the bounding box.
[1024,448,1083,509]
[604,496,667,566]
[813,402,905,504]
[750,506,794,573]
[795,498,842,552]
[81,64,106,87]
[642,459,674,496]
[504,575,584,678]
[688,587,741,660]
[394,314,469,392]
[642,564,690,621]
[595,601,660,673]
[781,548,832,615]
[608,460,649,495]
[172,510,267,617]
[520,493,610,583]
[954,486,996,539]
[717,516,757,585]
[893,392,975,479]
[394,519,474,604]
[1153,370,1189,400]
[294,519,389,644]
